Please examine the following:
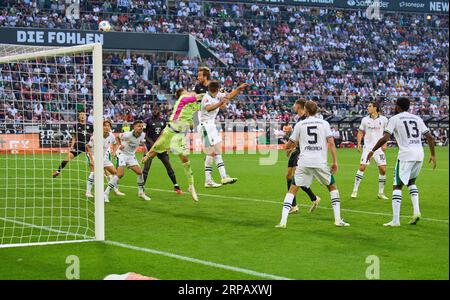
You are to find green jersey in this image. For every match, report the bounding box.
[169,93,204,132]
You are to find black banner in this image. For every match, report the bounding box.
[39,124,74,148]
[0,123,25,134]
[38,123,123,148]
[206,0,449,13]
[0,28,189,51]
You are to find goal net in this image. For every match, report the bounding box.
[0,43,104,248]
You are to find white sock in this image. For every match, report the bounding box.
[408,185,420,215]
[392,189,402,224]
[214,155,227,179]
[353,170,364,192]
[86,172,94,193]
[108,175,119,191]
[205,155,214,183]
[378,174,386,194]
[105,175,118,195]
[330,190,341,223]
[280,193,295,225]
[137,174,144,194]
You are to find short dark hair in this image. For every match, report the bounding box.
[370,101,381,113]
[305,101,318,115]
[295,98,307,109]
[133,120,144,127]
[208,80,220,93]
[175,88,185,100]
[198,67,211,80]
[396,97,410,112]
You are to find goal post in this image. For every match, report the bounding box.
[0,43,104,248]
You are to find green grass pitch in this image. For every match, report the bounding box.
[0,147,448,279]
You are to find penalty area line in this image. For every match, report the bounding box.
[118,185,449,224]
[104,240,292,280]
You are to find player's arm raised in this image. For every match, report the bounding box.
[327,136,338,174]
[205,96,228,112]
[225,83,250,101]
[366,132,391,163]
[424,131,436,169]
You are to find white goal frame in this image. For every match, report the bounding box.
[0,43,104,248]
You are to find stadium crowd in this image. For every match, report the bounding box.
[0,0,448,128]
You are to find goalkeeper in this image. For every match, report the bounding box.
[141,88,206,202]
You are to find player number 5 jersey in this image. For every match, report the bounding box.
[289,116,333,168]
[385,112,429,162]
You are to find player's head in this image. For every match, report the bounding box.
[132,120,144,134]
[305,101,318,116]
[103,120,112,134]
[368,102,380,115]
[152,105,160,119]
[396,97,410,113]
[78,112,86,123]
[208,80,220,97]
[293,98,307,116]
[197,67,211,85]
[175,88,186,100]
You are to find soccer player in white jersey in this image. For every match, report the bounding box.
[276,101,349,228]
[351,102,389,200]
[367,97,436,226]
[116,120,151,201]
[200,81,249,187]
[85,120,120,203]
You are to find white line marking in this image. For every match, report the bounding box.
[0,217,292,279]
[118,185,449,224]
[104,240,292,280]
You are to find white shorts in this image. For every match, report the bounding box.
[361,148,386,166]
[117,153,139,167]
[294,166,335,188]
[200,122,222,147]
[86,153,114,168]
[394,160,423,186]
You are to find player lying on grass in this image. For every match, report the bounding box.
[115,120,151,201]
[142,105,183,195]
[284,99,321,214]
[352,102,389,200]
[200,81,250,188]
[276,101,349,228]
[85,120,120,203]
[366,97,436,227]
[141,88,205,202]
[53,112,93,178]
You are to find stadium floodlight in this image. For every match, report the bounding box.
[0,43,104,248]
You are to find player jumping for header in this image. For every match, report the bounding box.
[141,89,205,202]
[200,81,249,187]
